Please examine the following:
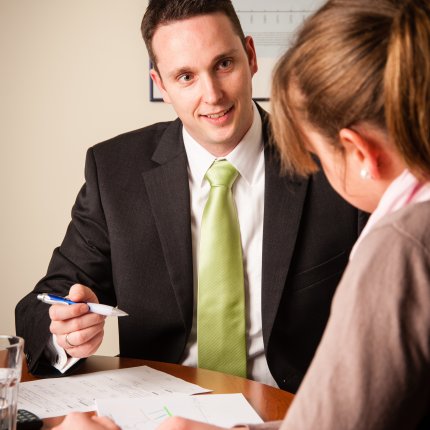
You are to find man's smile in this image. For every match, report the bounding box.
[201,105,234,119]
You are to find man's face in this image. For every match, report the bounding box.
[150,13,258,156]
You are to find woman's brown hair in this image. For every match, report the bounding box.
[385,0,430,180]
[271,0,430,180]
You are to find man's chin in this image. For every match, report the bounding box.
[202,138,239,156]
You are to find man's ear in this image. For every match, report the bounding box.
[150,69,172,104]
[244,36,258,77]
[339,128,381,180]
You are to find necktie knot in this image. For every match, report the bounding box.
[205,160,238,189]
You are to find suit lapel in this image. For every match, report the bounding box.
[142,119,193,334]
[261,124,309,347]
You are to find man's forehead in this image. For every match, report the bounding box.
[151,12,239,48]
[152,14,244,74]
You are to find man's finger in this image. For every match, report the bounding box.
[49,302,90,321]
[64,330,104,358]
[68,284,99,303]
[49,311,105,335]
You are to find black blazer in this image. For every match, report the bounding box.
[15,109,366,393]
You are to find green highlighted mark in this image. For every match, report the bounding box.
[163,406,172,416]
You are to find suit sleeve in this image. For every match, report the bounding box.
[279,221,430,429]
[15,147,115,375]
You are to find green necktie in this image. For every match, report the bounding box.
[197,159,247,377]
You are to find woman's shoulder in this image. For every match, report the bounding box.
[369,200,430,254]
[349,200,430,290]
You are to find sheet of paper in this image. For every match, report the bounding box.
[18,366,211,419]
[96,393,263,430]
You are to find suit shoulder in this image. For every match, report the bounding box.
[91,119,179,157]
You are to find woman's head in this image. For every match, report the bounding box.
[271,0,430,211]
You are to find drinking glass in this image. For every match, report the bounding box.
[0,336,24,430]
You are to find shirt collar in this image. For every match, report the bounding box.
[183,102,263,187]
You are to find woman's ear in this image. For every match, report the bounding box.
[339,128,381,180]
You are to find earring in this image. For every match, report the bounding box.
[360,168,372,180]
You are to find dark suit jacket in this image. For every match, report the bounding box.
[15,109,366,393]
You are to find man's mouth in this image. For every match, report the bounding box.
[202,106,233,119]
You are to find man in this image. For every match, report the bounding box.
[15,0,364,394]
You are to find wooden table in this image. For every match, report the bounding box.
[21,355,294,428]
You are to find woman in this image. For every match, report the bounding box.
[267,0,430,428]
[54,0,430,428]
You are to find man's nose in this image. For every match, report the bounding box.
[201,75,223,104]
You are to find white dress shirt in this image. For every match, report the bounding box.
[49,103,277,386]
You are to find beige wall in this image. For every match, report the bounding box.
[0,1,269,355]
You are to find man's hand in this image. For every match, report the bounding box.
[52,412,120,430]
[49,284,106,358]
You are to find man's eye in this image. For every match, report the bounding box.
[179,73,193,82]
[218,59,232,69]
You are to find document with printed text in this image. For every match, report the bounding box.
[18,366,211,418]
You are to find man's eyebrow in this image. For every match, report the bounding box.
[212,48,240,63]
[166,48,241,79]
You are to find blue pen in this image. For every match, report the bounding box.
[37,293,128,317]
